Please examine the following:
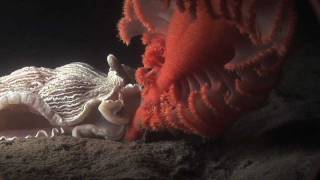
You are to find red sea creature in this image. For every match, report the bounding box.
[118,0,297,141]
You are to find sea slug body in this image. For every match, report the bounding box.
[0,54,141,141]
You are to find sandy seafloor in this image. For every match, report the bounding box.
[0,9,320,180]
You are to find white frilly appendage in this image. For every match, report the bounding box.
[0,54,141,141]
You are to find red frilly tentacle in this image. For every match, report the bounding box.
[119,0,297,141]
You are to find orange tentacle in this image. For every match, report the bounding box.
[119,0,297,141]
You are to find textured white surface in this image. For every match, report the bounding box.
[0,54,141,141]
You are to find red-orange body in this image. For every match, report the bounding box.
[118,0,297,141]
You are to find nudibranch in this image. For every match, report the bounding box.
[0,54,141,141]
[118,0,297,140]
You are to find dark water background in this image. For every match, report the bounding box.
[0,0,144,74]
[0,0,318,74]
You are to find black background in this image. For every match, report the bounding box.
[0,0,144,74]
[0,0,318,74]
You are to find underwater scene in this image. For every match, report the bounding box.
[0,1,319,179]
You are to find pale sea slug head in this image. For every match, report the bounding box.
[0,54,141,141]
